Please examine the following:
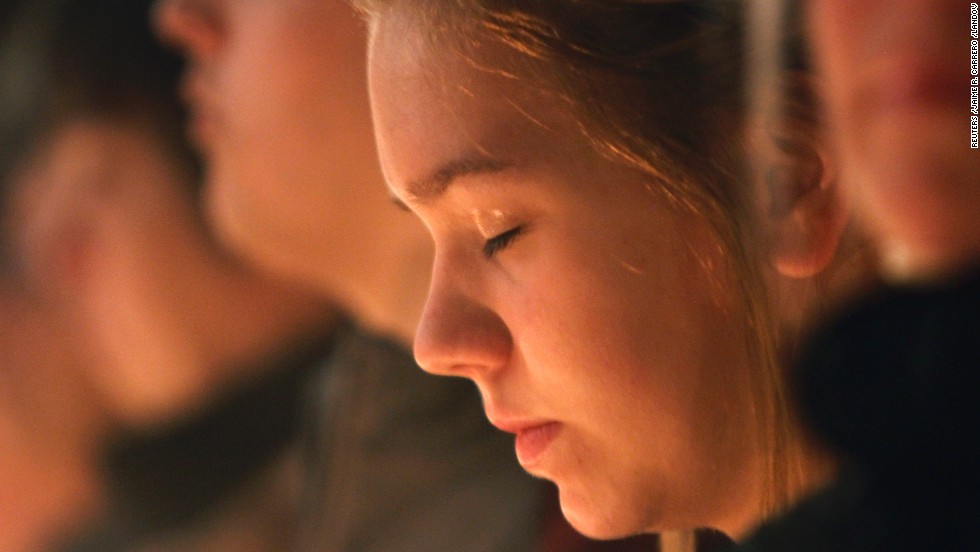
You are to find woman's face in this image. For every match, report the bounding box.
[153,0,395,287]
[368,13,764,538]
[807,0,980,277]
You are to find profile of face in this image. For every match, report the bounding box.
[807,0,980,278]
[153,0,401,288]
[8,118,216,425]
[368,12,769,539]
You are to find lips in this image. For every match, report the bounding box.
[489,417,562,468]
[852,14,969,115]
[874,60,967,111]
[514,422,561,466]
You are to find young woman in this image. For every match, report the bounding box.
[354,0,866,547]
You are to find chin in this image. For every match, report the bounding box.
[557,485,650,541]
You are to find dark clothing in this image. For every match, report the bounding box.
[299,319,543,552]
[58,318,544,552]
[736,269,980,551]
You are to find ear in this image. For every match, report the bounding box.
[762,126,848,279]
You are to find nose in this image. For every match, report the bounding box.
[152,0,224,62]
[413,259,513,381]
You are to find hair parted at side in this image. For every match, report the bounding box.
[351,0,822,542]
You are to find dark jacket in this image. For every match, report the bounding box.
[737,269,980,551]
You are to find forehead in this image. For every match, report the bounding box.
[366,9,582,192]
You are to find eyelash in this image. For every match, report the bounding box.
[483,225,525,258]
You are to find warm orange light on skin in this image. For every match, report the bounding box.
[368,9,767,539]
[153,0,433,342]
[807,0,980,282]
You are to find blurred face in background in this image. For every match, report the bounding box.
[153,0,406,290]
[807,0,980,278]
[7,117,214,424]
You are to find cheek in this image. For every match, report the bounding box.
[225,59,304,144]
[518,219,747,417]
[501,241,664,400]
[223,18,325,144]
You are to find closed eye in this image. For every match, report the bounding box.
[483,225,524,258]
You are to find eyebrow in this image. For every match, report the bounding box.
[405,154,511,204]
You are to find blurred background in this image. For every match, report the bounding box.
[0,0,348,549]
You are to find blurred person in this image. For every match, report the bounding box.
[1,0,339,549]
[737,1,980,550]
[1,0,541,551]
[807,0,980,281]
[152,0,431,344]
[1,3,106,549]
[351,1,876,550]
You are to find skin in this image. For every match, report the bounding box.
[807,0,980,280]
[152,3,653,548]
[367,12,768,539]
[152,0,432,342]
[0,287,103,552]
[6,117,332,425]
[0,116,334,549]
